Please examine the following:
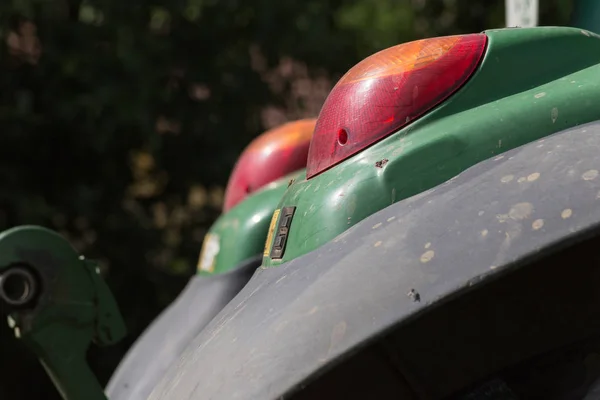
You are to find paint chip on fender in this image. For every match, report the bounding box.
[508,202,534,221]
[420,250,435,263]
[582,170,598,181]
[527,172,540,182]
[501,175,514,183]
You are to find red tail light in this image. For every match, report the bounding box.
[306,34,487,179]
[223,118,316,211]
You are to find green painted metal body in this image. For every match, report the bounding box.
[263,26,600,267]
[0,226,126,400]
[197,169,304,276]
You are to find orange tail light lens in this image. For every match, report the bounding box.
[223,118,316,211]
[306,34,487,179]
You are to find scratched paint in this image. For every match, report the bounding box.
[583,169,599,181]
[346,194,357,217]
[501,174,514,183]
[420,250,435,263]
[532,219,544,230]
[508,202,534,221]
[527,172,540,182]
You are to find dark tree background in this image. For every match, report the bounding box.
[0,0,572,398]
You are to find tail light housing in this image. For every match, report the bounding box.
[223,118,316,211]
[306,34,487,179]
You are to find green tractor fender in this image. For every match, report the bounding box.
[262,26,600,267]
[106,170,303,400]
[149,121,600,399]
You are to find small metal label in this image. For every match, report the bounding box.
[270,206,296,260]
[264,209,281,257]
[197,233,220,273]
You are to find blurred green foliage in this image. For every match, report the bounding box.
[0,0,572,398]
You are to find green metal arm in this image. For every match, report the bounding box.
[0,226,126,400]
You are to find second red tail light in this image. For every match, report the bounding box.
[306,34,487,179]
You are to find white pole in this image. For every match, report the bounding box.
[506,0,539,27]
